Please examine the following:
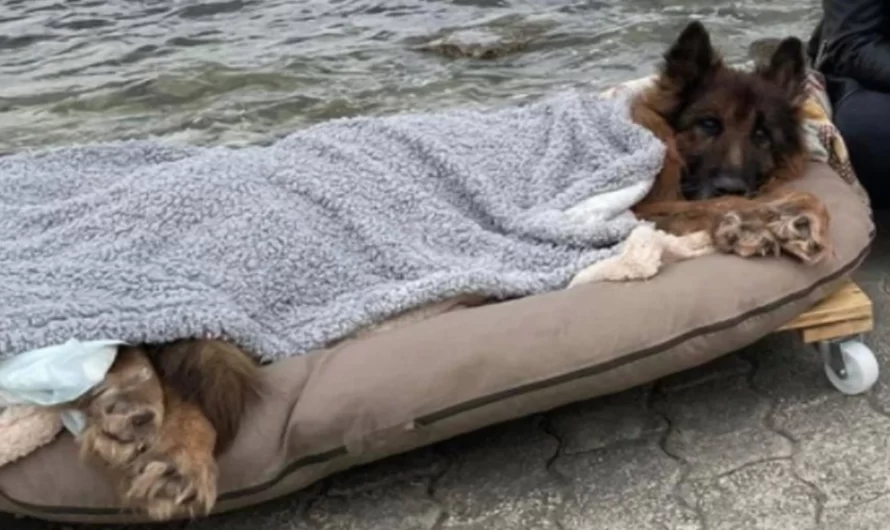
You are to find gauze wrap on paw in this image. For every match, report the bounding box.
[0,339,122,436]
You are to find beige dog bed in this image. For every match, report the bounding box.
[0,71,876,523]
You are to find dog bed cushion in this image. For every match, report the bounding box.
[0,72,876,523]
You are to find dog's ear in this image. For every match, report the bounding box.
[757,37,807,103]
[661,21,721,92]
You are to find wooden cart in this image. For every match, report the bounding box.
[778,281,878,395]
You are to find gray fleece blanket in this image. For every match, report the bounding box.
[0,89,664,362]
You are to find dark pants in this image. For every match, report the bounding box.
[832,80,890,209]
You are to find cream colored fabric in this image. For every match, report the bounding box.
[569,226,715,284]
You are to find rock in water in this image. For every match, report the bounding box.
[417,27,531,59]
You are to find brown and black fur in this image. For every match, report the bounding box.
[68,21,831,522]
[631,21,830,263]
[74,340,260,520]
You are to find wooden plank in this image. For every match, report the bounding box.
[778,281,872,333]
[800,316,874,344]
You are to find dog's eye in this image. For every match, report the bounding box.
[697,117,722,136]
[752,127,770,146]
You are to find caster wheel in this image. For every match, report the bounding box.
[823,340,880,395]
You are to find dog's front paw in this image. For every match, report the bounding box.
[712,209,781,258]
[767,196,831,264]
[124,443,218,520]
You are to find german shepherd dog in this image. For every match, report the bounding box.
[70,21,827,521]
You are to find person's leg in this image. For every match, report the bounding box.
[833,86,890,208]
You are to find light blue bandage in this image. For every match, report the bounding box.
[0,339,122,436]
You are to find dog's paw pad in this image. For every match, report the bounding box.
[770,211,828,264]
[713,210,779,258]
[80,397,163,468]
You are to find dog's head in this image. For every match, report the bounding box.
[657,21,808,200]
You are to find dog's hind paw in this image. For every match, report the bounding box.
[80,398,162,468]
[124,443,218,520]
[78,347,165,468]
[118,391,220,521]
[712,210,781,258]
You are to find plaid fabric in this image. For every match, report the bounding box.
[600,68,870,205]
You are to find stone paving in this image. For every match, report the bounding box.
[5,212,890,530]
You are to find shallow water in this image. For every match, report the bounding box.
[0,0,821,152]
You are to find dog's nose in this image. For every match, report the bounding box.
[712,176,750,197]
